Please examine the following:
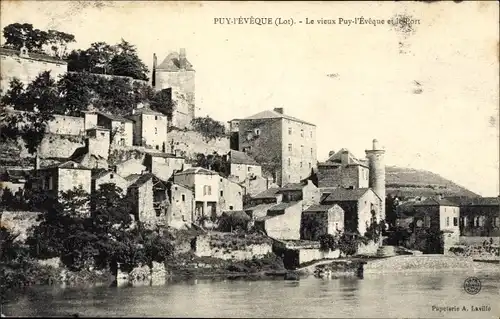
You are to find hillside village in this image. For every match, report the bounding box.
[0,23,499,287]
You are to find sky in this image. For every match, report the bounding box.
[1,1,498,196]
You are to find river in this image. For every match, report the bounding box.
[3,271,499,318]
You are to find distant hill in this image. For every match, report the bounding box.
[385,165,479,198]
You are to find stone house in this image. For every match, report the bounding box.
[244,187,283,221]
[277,180,320,211]
[173,167,220,221]
[144,151,185,182]
[166,182,195,228]
[320,188,382,236]
[129,105,168,151]
[219,177,244,213]
[301,204,345,241]
[234,108,317,186]
[237,174,276,197]
[127,173,169,230]
[91,169,128,195]
[254,201,303,240]
[412,198,460,233]
[317,148,370,189]
[113,158,148,178]
[227,150,262,183]
[29,160,91,197]
[447,197,500,237]
[152,48,196,129]
[83,110,134,147]
[0,45,67,90]
[69,127,110,170]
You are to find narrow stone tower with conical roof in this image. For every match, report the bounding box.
[365,139,386,220]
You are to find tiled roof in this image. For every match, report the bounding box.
[93,110,133,123]
[413,198,459,207]
[325,148,366,166]
[44,160,89,170]
[252,187,281,199]
[445,196,499,207]
[267,201,300,211]
[229,150,259,165]
[239,109,315,126]
[91,168,109,179]
[174,167,218,176]
[128,173,156,188]
[245,203,276,212]
[130,107,166,117]
[146,151,183,159]
[278,182,307,192]
[156,51,194,71]
[304,204,340,212]
[125,174,142,184]
[69,146,88,163]
[322,188,373,202]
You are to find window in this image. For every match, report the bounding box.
[309,162,311,168]
[155,116,158,120]
[220,190,224,197]
[155,145,159,150]
[288,158,291,166]
[310,148,313,156]
[110,174,114,179]
[300,129,304,137]
[182,194,185,202]
[453,217,458,226]
[446,217,450,227]
[255,129,261,135]
[288,144,292,152]
[300,162,302,168]
[100,132,105,137]
[288,127,292,135]
[301,145,304,153]
[207,186,212,195]
[229,205,233,210]
[248,166,252,172]
[424,216,431,228]
[155,127,158,134]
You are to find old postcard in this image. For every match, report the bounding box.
[0,1,498,318]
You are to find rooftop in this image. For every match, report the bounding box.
[304,204,341,212]
[252,187,281,199]
[322,188,376,202]
[43,160,89,170]
[130,106,166,117]
[90,110,133,123]
[146,151,183,159]
[267,201,301,212]
[229,150,259,165]
[237,109,315,126]
[413,198,461,207]
[278,182,307,192]
[174,167,219,176]
[324,148,367,167]
[156,50,194,71]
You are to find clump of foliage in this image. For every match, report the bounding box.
[67,39,149,80]
[364,211,384,242]
[190,116,227,141]
[192,152,230,176]
[217,211,251,233]
[25,183,175,276]
[318,233,366,257]
[2,22,75,57]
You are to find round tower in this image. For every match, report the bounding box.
[365,139,386,221]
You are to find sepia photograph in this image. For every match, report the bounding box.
[0,1,498,318]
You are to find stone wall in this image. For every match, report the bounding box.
[38,134,85,158]
[298,248,340,265]
[0,211,42,243]
[357,240,380,256]
[46,114,85,136]
[459,236,500,246]
[167,129,230,158]
[193,232,273,261]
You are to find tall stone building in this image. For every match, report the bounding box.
[152,48,195,129]
[365,139,386,220]
[234,108,317,186]
[0,45,67,90]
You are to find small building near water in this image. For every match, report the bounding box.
[300,204,345,241]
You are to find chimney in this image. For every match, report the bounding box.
[179,48,187,69]
[372,138,380,150]
[152,53,157,88]
[273,108,284,114]
[341,150,350,164]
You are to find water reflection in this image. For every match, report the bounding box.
[3,272,499,318]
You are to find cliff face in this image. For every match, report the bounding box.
[385,166,478,198]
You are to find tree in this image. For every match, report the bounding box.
[2,23,34,50]
[191,116,227,141]
[0,78,28,110]
[109,39,149,80]
[385,195,399,228]
[90,183,133,233]
[150,88,176,119]
[45,29,76,58]
[23,71,61,114]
